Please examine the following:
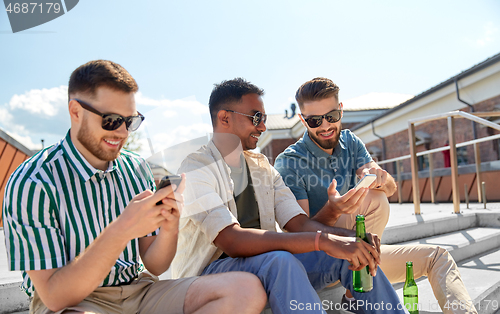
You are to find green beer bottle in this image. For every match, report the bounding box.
[353,215,373,292]
[404,261,419,314]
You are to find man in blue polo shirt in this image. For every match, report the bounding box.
[275,77,476,314]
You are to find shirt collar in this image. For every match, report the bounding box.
[303,130,346,158]
[61,130,117,182]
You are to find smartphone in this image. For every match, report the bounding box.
[353,174,377,191]
[156,175,182,205]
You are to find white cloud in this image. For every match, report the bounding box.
[0,107,13,125]
[162,110,178,118]
[145,122,213,156]
[138,95,212,158]
[476,22,499,46]
[5,131,39,150]
[135,92,209,115]
[0,87,213,158]
[9,86,67,117]
[0,86,69,150]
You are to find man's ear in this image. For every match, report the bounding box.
[298,114,308,129]
[68,99,82,123]
[217,109,231,129]
[340,102,344,118]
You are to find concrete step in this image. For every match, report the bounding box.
[291,227,500,314]
[382,211,500,245]
[0,228,28,314]
[0,282,28,314]
[3,220,500,314]
[398,227,500,263]
[393,247,500,314]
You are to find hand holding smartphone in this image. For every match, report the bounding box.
[156,175,182,205]
[353,174,377,191]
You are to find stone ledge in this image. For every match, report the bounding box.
[0,282,29,314]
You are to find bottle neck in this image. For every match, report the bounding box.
[356,221,366,239]
[406,265,414,282]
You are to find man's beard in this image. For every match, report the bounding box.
[309,125,341,151]
[77,117,124,162]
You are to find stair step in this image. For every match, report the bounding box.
[393,247,500,314]
[0,230,27,314]
[383,211,500,246]
[302,227,500,314]
[0,282,28,314]
[3,219,500,314]
[398,227,500,263]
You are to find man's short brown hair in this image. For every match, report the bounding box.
[68,60,138,99]
[295,77,340,110]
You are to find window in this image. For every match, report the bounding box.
[418,155,429,170]
[457,147,468,165]
[367,146,381,163]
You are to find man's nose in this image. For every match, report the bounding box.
[257,120,267,132]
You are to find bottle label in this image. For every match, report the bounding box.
[353,266,373,292]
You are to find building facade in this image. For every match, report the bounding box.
[352,52,500,202]
[258,52,500,203]
[0,129,33,227]
[353,52,500,175]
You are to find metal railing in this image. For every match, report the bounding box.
[377,110,500,215]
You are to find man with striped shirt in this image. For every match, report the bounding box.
[2,60,266,314]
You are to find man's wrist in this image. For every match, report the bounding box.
[314,231,322,251]
[326,201,342,218]
[107,218,134,247]
[159,222,180,237]
[317,232,330,252]
[340,228,356,237]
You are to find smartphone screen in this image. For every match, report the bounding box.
[354,174,377,190]
[156,175,182,205]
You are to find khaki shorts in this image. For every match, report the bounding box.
[30,272,198,314]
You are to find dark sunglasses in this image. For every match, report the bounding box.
[71,98,145,132]
[302,108,342,128]
[225,109,267,126]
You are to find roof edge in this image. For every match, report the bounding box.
[0,128,34,156]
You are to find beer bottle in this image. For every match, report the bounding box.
[404,261,419,314]
[353,215,373,292]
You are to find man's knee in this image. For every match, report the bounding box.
[431,246,456,268]
[367,190,390,212]
[261,251,302,268]
[223,272,267,300]
[253,251,308,280]
[213,272,267,313]
[362,190,390,236]
[185,272,266,313]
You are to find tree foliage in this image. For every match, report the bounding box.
[123,131,142,152]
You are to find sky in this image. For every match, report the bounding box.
[1,0,500,162]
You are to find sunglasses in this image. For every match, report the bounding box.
[302,108,342,128]
[225,109,267,126]
[71,98,145,132]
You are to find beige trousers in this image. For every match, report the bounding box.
[30,272,197,314]
[334,190,477,314]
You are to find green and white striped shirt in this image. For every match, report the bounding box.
[2,131,155,297]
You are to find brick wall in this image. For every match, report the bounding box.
[263,137,302,165]
[0,139,31,227]
[363,94,500,175]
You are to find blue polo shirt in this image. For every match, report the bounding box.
[274,130,372,217]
